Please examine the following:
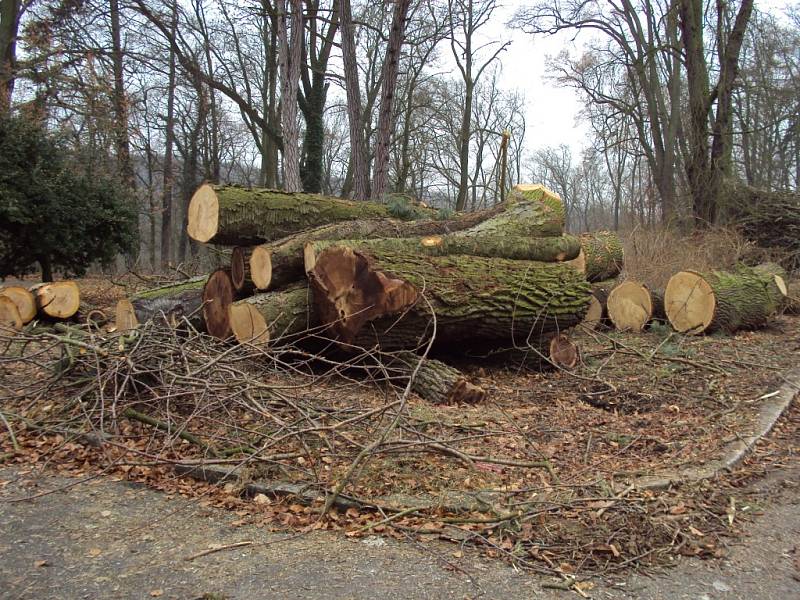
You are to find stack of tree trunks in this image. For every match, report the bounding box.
[0,282,81,331]
[117,183,622,403]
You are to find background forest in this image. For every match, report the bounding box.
[0,0,798,273]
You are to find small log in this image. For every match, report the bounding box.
[31,281,80,319]
[202,269,236,339]
[564,249,586,274]
[582,279,617,330]
[386,352,486,404]
[606,281,664,332]
[547,333,579,368]
[0,286,37,324]
[466,333,579,371]
[186,184,436,245]
[665,268,784,334]
[581,231,624,282]
[115,276,206,330]
[231,245,272,293]
[307,246,592,350]
[0,296,22,331]
[229,285,315,346]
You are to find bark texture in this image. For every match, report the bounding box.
[229,284,316,345]
[115,276,206,330]
[580,231,624,282]
[386,351,485,404]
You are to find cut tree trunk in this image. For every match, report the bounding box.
[186,184,436,245]
[511,184,565,227]
[31,281,80,319]
[202,269,236,339]
[0,286,37,324]
[606,281,664,332]
[665,268,784,334]
[385,351,486,404]
[229,285,315,346]
[231,245,272,293]
[752,262,789,305]
[464,333,579,371]
[564,249,586,274]
[115,276,206,331]
[304,233,580,268]
[307,246,591,350]
[263,192,568,291]
[581,231,624,282]
[0,296,22,331]
[582,279,618,330]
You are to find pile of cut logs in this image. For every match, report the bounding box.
[0,281,81,329]
[113,183,624,402]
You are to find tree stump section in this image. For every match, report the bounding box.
[0,286,37,324]
[31,281,80,319]
[607,281,664,332]
[202,269,236,339]
[665,269,783,334]
[0,296,22,331]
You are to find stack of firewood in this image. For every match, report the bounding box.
[115,183,625,402]
[0,282,81,330]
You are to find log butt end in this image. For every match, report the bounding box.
[187,183,219,243]
[115,299,138,331]
[607,281,653,332]
[549,334,578,368]
[33,281,80,319]
[251,246,272,290]
[665,271,715,334]
[229,303,270,346]
[202,269,235,339]
[0,296,22,331]
[0,286,36,324]
[582,295,604,329]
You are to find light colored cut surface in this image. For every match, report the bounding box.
[583,295,603,328]
[115,299,138,331]
[0,296,22,331]
[665,271,715,334]
[564,249,586,274]
[0,286,36,323]
[607,281,653,332]
[33,281,80,319]
[187,183,219,243]
[229,303,269,346]
[250,246,272,290]
[774,275,788,296]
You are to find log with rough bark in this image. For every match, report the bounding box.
[231,245,272,293]
[665,268,785,334]
[202,269,236,339]
[228,285,315,346]
[307,246,592,350]
[115,276,207,331]
[752,262,789,304]
[31,281,80,319]
[386,351,486,404]
[606,281,664,332]
[581,231,624,282]
[186,184,437,245]
[510,183,565,225]
[0,286,36,324]
[0,296,22,331]
[582,279,618,330]
[261,190,570,290]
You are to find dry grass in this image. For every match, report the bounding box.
[619,226,777,290]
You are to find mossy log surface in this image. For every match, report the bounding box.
[187,184,440,245]
[229,285,316,345]
[580,231,624,282]
[665,268,784,334]
[116,276,207,330]
[386,352,485,404]
[308,246,592,350]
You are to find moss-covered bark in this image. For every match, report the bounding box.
[385,351,485,404]
[308,247,592,350]
[581,231,624,282]
[232,285,316,341]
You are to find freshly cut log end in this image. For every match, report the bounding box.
[202,269,235,339]
[306,246,418,342]
[0,286,36,324]
[115,299,138,331]
[187,183,220,243]
[665,268,780,335]
[250,246,272,290]
[511,183,565,222]
[31,281,80,319]
[607,281,663,332]
[229,302,270,346]
[583,295,604,328]
[581,231,624,282]
[581,280,617,330]
[231,245,272,293]
[565,249,586,274]
[0,296,22,331]
[549,334,578,368]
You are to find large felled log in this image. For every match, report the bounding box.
[606,281,664,332]
[187,184,440,245]
[31,281,80,319]
[0,296,22,331]
[228,285,315,346]
[202,269,236,339]
[263,190,569,290]
[0,286,36,324]
[231,245,272,293]
[307,246,592,350]
[665,268,784,334]
[581,231,624,282]
[386,352,486,404]
[115,276,206,331]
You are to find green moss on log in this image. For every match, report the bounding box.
[581,231,624,282]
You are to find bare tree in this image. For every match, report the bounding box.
[278,0,303,191]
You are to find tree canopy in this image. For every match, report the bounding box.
[0,114,138,281]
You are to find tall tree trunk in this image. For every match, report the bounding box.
[300,72,325,193]
[161,0,177,269]
[371,0,412,200]
[109,0,134,187]
[278,0,303,192]
[0,0,19,112]
[338,0,369,200]
[260,2,279,188]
